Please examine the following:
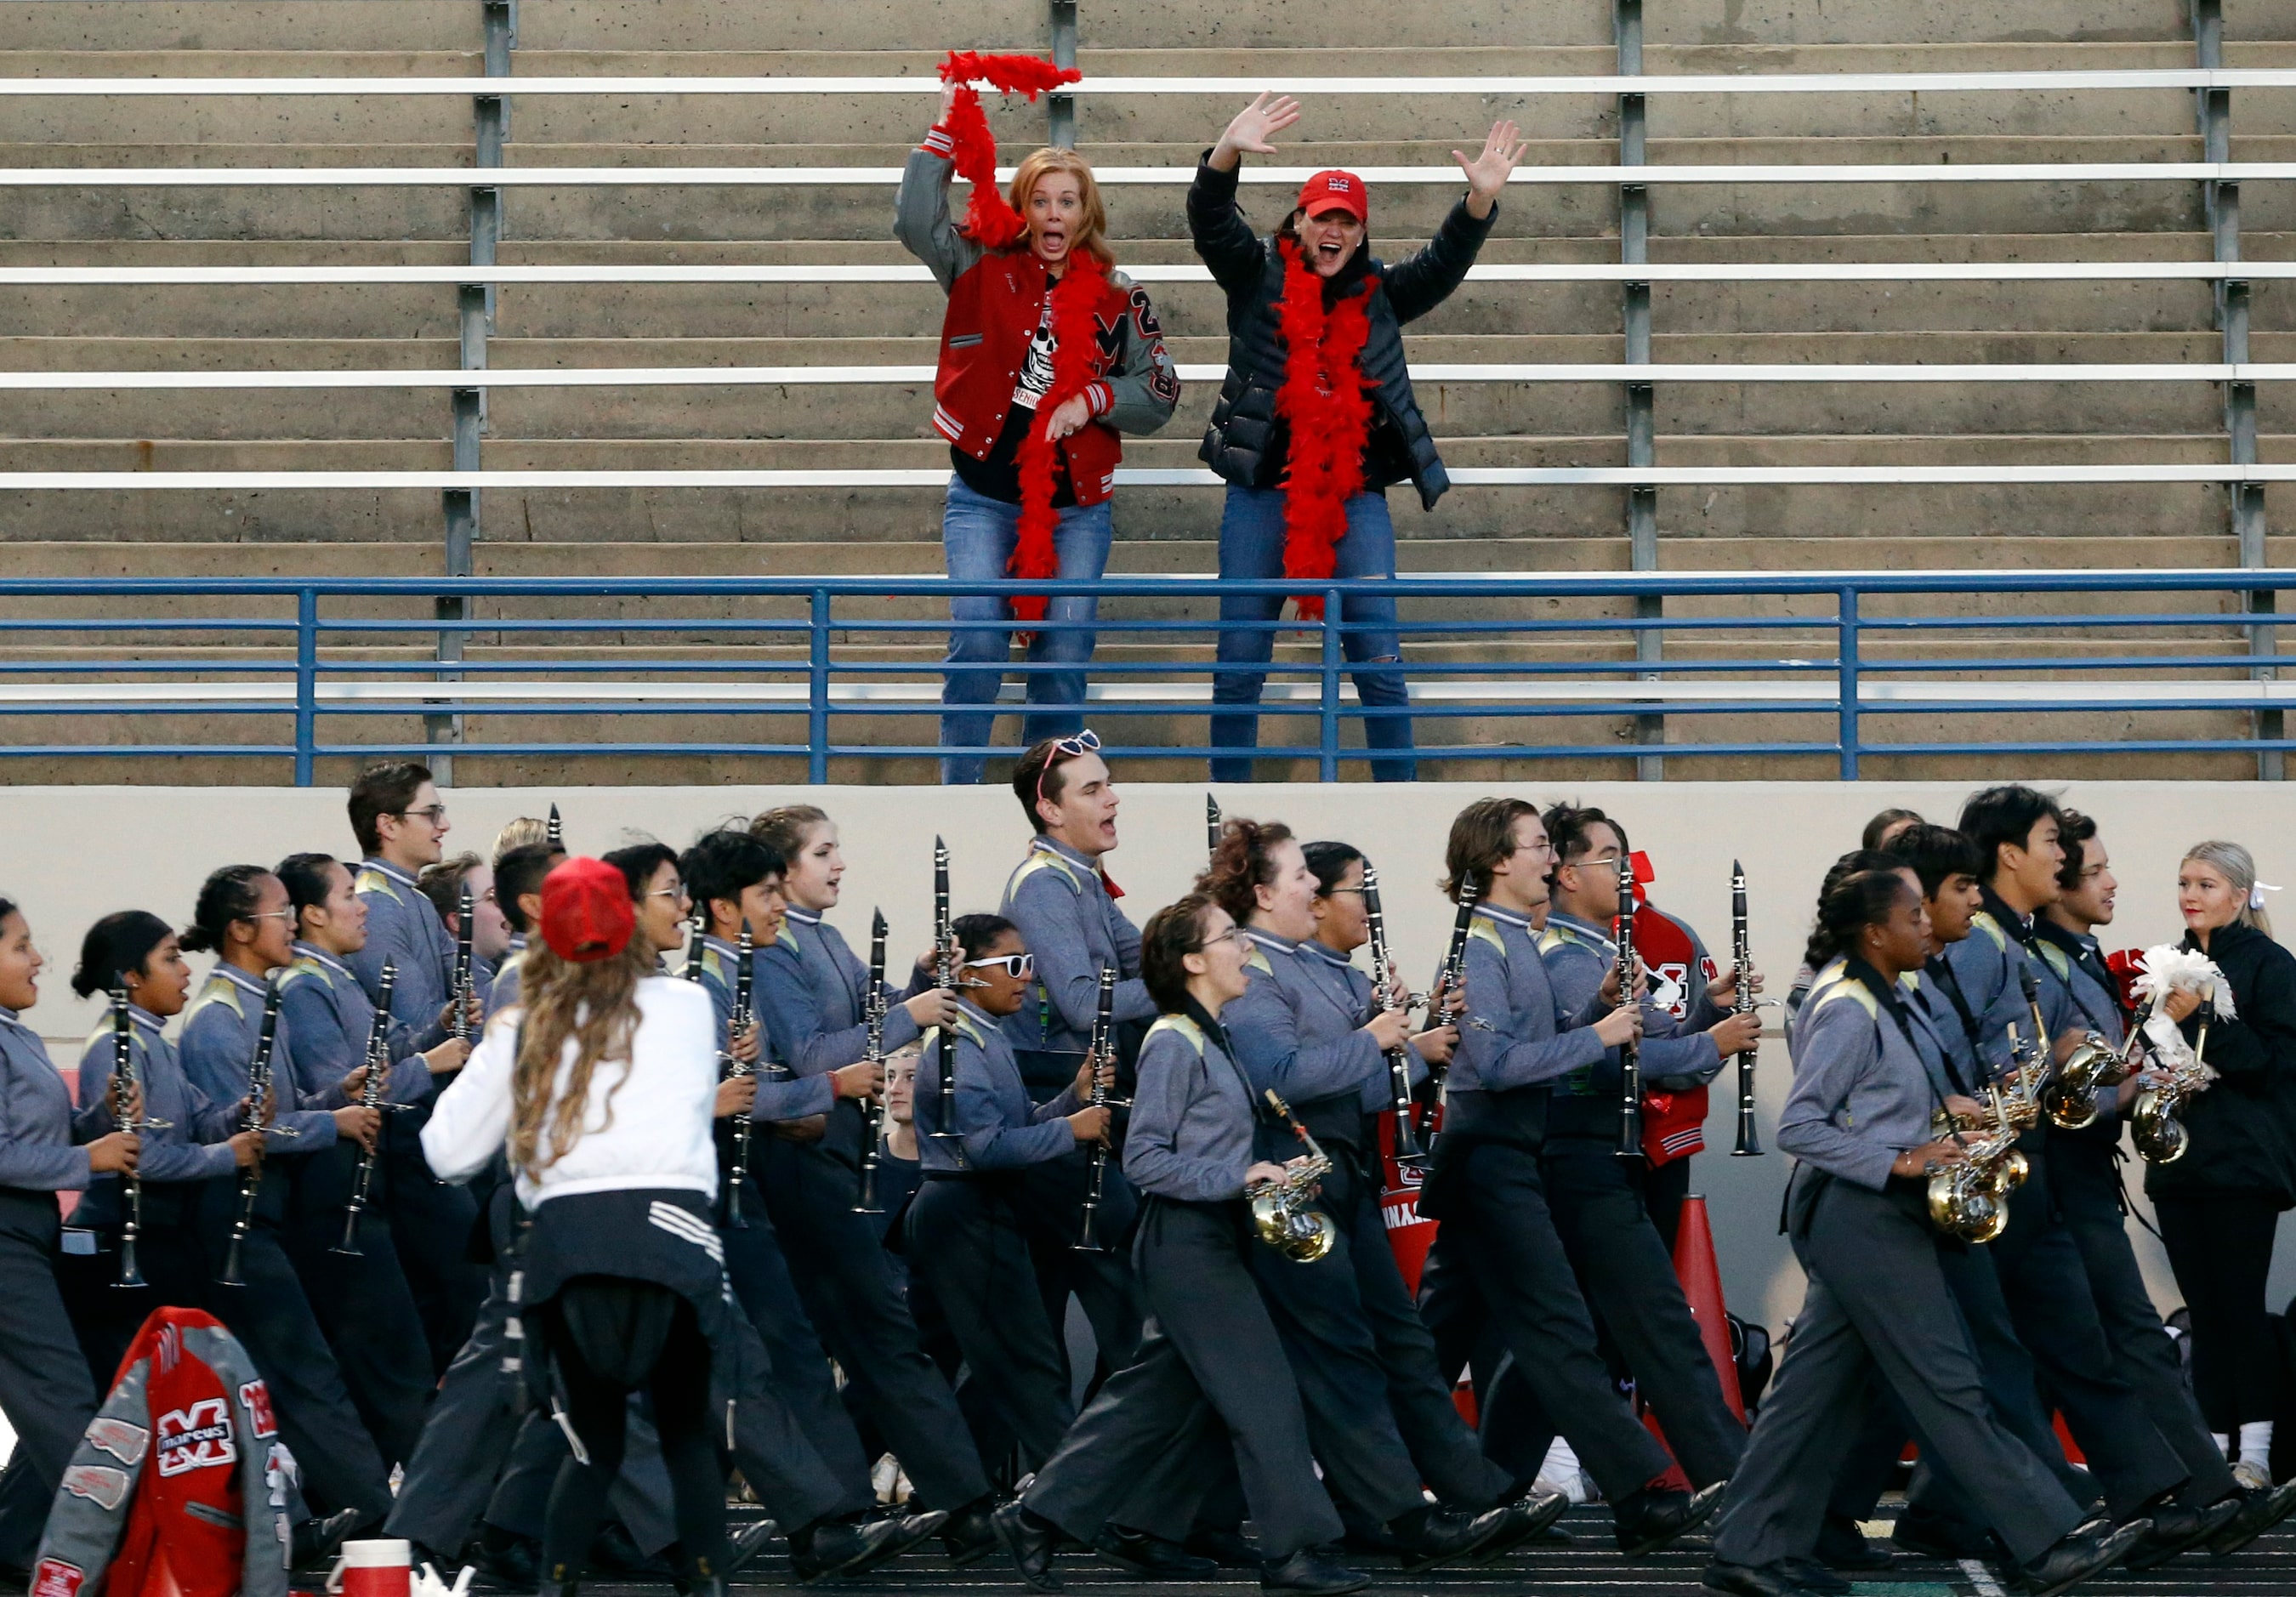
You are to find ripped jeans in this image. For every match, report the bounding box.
[1208,484,1415,781]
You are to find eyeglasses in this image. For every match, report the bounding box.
[1323,887,1367,898]
[963,952,1037,980]
[648,886,685,901]
[1034,728,1103,812]
[395,804,449,827]
[239,909,295,925]
[1199,925,1251,950]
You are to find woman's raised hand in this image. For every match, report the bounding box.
[1212,93,1303,171]
[1455,119,1532,218]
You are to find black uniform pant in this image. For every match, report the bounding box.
[2153,1189,2286,1433]
[1014,1154,1145,1384]
[199,1174,395,1525]
[1538,1139,1746,1487]
[1025,1196,1344,1561]
[759,1139,989,1509]
[283,1145,434,1469]
[1247,1149,1503,1524]
[1419,1140,1674,1500]
[0,1192,99,1567]
[1987,1147,2188,1519]
[384,1111,485,1377]
[1642,1154,1693,1253]
[2049,1141,2239,1503]
[907,1176,1076,1470]
[1714,1176,2083,1571]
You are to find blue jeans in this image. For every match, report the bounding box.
[941,478,1114,785]
[1208,484,1415,781]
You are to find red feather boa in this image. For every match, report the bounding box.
[1271,239,1374,621]
[935,50,1098,624]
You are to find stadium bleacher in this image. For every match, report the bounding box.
[3,0,2296,783]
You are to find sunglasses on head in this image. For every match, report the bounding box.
[1033,728,1104,813]
[962,952,1037,980]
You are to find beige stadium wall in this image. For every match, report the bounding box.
[6,777,2293,1333]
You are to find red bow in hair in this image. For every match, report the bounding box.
[1271,237,1375,621]
[935,50,1099,626]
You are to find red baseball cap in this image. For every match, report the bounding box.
[539,855,635,963]
[1296,169,1368,223]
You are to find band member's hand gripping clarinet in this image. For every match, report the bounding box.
[110,984,170,1288]
[724,928,757,1228]
[856,909,891,1214]
[333,958,397,1255]
[218,973,293,1287]
[930,836,964,1168]
[1615,851,1644,1161]
[1362,861,1425,1168]
[1731,861,1764,1157]
[1075,964,1117,1253]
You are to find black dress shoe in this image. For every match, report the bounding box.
[589,1521,672,1580]
[2124,1497,2241,1571]
[1093,1526,1219,1577]
[941,1498,1003,1566]
[1615,1480,1727,1555]
[2012,1516,2150,1597]
[463,1535,539,1593]
[1813,1512,1891,1571]
[1391,1504,1504,1573]
[1185,1526,1262,1567]
[992,1500,1063,1593]
[1259,1547,1369,1594]
[1778,1555,1850,1594]
[722,1520,781,1577]
[792,1514,928,1583]
[1701,1559,1819,1597]
[290,1508,367,1571]
[2211,1476,2296,1556]
[1891,1509,2000,1561]
[1471,1491,1571,1563]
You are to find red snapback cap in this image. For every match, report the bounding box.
[538,855,635,963]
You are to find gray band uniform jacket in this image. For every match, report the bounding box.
[914,999,1086,1175]
[1438,901,1607,1154]
[73,1005,239,1234]
[1225,929,1421,1151]
[179,966,340,1173]
[349,858,456,1054]
[487,935,526,1019]
[2,1007,111,1195]
[998,838,1156,1070]
[1538,908,1724,1141]
[1934,887,2073,1080]
[754,908,914,1162]
[696,934,838,1124]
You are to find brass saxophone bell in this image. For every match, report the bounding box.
[1251,1185,1338,1263]
[2132,1086,2191,1164]
[2042,1033,2115,1131]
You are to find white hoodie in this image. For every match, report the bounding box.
[423,974,720,1207]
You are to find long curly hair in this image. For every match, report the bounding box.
[508,933,656,1178]
[1196,816,1295,927]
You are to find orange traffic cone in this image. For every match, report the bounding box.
[1672,1191,1746,1422]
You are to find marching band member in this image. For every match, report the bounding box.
[1004,895,1369,1597]
[2036,817,2283,1557]
[0,901,133,1577]
[1413,799,1719,1553]
[1706,867,2140,1597]
[1208,820,1553,1561]
[2149,840,2296,1494]
[487,839,565,1018]
[1531,805,1748,1496]
[177,865,394,1534]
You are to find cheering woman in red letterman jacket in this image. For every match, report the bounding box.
[1192,95,1527,783]
[896,54,1181,786]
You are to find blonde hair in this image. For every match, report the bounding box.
[493,816,548,862]
[1006,148,1115,268]
[508,935,656,1177]
[2183,839,2272,937]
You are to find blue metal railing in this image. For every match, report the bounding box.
[0,570,2287,783]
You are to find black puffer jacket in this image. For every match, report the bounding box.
[1187,155,1496,510]
[2145,919,2296,1208]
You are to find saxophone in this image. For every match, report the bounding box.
[2134,993,2214,1165]
[1925,1016,2043,1244]
[1251,1090,1337,1264]
[2043,995,2154,1132]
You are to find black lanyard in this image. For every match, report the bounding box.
[1848,958,1956,1121]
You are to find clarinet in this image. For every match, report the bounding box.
[546,803,563,849]
[218,975,287,1287]
[724,929,757,1229]
[855,909,891,1215]
[110,986,149,1289]
[1075,965,1116,1253]
[1731,861,1764,1157]
[1429,871,1478,1032]
[1614,852,1644,1162]
[681,911,706,986]
[334,959,397,1254]
[450,881,476,1043]
[1362,862,1425,1168]
[1207,793,1223,858]
[929,836,963,1166]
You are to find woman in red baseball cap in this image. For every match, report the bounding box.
[1191,94,1527,782]
[421,855,736,1597]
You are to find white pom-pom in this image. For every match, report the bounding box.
[2132,946,2237,1020]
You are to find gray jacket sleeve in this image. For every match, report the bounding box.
[1121,1035,1241,1202]
[895,139,985,293]
[1224,969,1382,1106]
[1776,994,1899,1191]
[1460,938,1605,1091]
[1093,272,1181,436]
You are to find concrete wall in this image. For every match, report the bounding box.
[5,777,2292,1333]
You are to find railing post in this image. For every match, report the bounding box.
[1837,586,1861,781]
[1617,0,1662,780]
[1047,0,1077,149]
[294,587,318,787]
[1319,590,1342,782]
[809,588,831,784]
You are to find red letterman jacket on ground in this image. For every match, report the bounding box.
[894,128,1180,504]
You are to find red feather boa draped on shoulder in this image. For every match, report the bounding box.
[936,50,1098,623]
[1272,238,1374,621]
